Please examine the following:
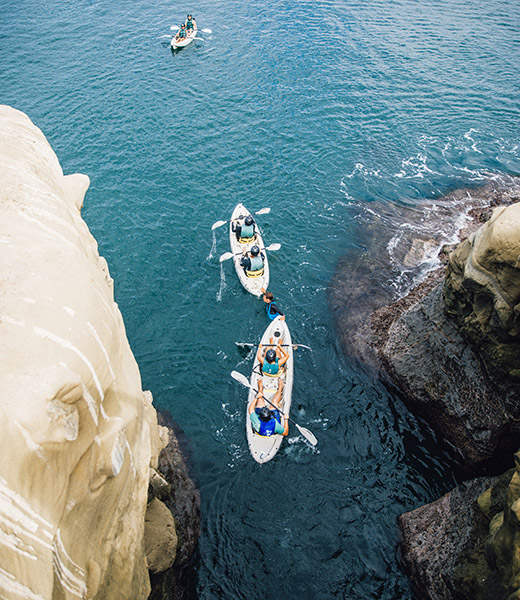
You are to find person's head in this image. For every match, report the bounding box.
[265,349,277,363]
[181,23,186,28]
[258,406,272,422]
[187,14,192,19]
[263,291,274,303]
[245,215,254,226]
[250,245,260,257]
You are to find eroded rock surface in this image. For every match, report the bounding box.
[371,196,520,468]
[0,106,180,599]
[444,203,520,404]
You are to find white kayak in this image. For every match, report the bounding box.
[171,22,197,49]
[246,316,294,464]
[228,203,270,296]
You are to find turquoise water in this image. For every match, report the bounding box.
[2,0,520,597]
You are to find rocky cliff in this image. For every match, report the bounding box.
[361,181,520,599]
[373,194,520,469]
[0,106,198,600]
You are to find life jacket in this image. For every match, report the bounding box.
[239,223,254,242]
[266,302,279,321]
[186,18,194,30]
[178,28,187,38]
[246,254,263,277]
[262,357,279,376]
[255,409,281,436]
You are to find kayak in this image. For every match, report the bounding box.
[171,21,197,49]
[246,316,293,464]
[228,203,270,297]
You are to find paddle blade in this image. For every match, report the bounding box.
[212,220,227,230]
[231,370,251,388]
[255,207,271,215]
[235,342,255,347]
[170,25,180,30]
[266,243,281,252]
[219,252,233,262]
[295,424,318,446]
[201,28,212,33]
[293,344,312,351]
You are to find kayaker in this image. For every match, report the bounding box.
[261,287,285,321]
[248,379,289,437]
[257,341,289,380]
[186,14,196,31]
[176,23,187,39]
[240,244,264,278]
[232,214,256,243]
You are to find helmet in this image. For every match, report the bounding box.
[181,23,185,27]
[187,14,192,18]
[265,349,276,363]
[258,407,272,422]
[245,215,254,226]
[250,245,260,256]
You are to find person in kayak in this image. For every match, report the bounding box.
[186,14,196,30]
[176,23,187,40]
[261,288,285,321]
[240,244,264,278]
[248,379,289,437]
[257,341,289,379]
[232,214,256,243]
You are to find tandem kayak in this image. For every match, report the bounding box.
[246,316,294,464]
[228,203,270,297]
[171,22,197,49]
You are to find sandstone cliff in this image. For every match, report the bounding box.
[0,106,197,600]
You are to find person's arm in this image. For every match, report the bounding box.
[240,255,250,269]
[278,344,290,367]
[256,344,264,363]
[248,393,260,415]
[274,414,289,436]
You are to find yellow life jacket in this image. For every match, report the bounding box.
[246,267,264,278]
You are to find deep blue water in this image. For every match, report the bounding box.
[2,0,520,597]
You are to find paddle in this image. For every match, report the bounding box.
[235,342,312,351]
[211,207,271,231]
[219,243,281,263]
[231,370,318,447]
[200,28,213,33]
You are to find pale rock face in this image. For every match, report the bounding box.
[0,106,166,599]
[444,203,520,395]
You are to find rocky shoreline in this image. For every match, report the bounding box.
[349,178,520,598]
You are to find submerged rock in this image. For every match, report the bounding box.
[0,106,198,600]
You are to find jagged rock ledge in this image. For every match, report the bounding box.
[0,105,199,600]
[359,179,520,599]
[369,184,520,471]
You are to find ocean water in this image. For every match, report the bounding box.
[2,0,520,598]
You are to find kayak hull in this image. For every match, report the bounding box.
[228,203,270,296]
[246,316,293,464]
[171,24,197,48]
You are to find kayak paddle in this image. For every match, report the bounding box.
[219,243,281,262]
[235,342,312,351]
[211,207,271,231]
[230,370,318,447]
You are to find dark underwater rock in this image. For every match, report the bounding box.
[148,411,201,600]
